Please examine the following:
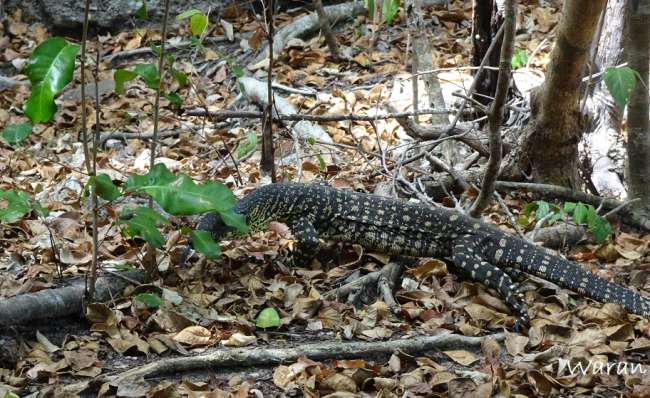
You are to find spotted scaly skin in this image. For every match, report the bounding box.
[196,183,650,324]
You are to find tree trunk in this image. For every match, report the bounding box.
[520,0,607,188]
[471,0,503,107]
[581,0,628,197]
[626,0,650,212]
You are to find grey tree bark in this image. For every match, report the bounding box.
[581,0,629,197]
[626,0,650,213]
[520,0,607,188]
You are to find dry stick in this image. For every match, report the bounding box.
[79,0,99,302]
[469,0,516,217]
[98,333,505,386]
[262,0,277,182]
[184,108,451,122]
[148,0,171,206]
[105,36,229,63]
[313,0,340,60]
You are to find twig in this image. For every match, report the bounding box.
[184,108,452,122]
[469,0,515,218]
[148,0,172,202]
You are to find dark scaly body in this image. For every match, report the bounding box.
[196,183,650,323]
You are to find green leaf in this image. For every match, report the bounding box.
[117,206,169,248]
[366,0,375,19]
[3,392,20,398]
[134,292,162,309]
[114,263,137,272]
[190,13,208,37]
[2,122,32,146]
[563,202,577,213]
[535,200,550,221]
[306,136,316,145]
[604,66,637,109]
[548,212,563,225]
[125,164,239,216]
[0,189,48,223]
[171,69,188,87]
[590,218,611,243]
[382,0,399,24]
[316,153,326,171]
[236,131,257,159]
[256,307,281,329]
[218,208,248,234]
[113,69,138,94]
[24,37,80,123]
[572,203,589,225]
[231,64,244,78]
[176,8,202,20]
[124,163,177,192]
[135,1,148,20]
[134,63,160,90]
[91,173,121,201]
[190,230,220,259]
[511,49,528,69]
[165,91,182,108]
[149,42,161,58]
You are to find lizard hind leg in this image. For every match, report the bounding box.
[453,239,530,325]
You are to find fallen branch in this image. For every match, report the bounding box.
[184,108,452,122]
[83,333,504,387]
[105,36,230,64]
[256,2,367,62]
[0,271,144,327]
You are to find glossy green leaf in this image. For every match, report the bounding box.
[231,64,244,78]
[92,174,121,201]
[366,0,375,19]
[218,208,248,233]
[115,263,137,272]
[236,131,257,159]
[176,9,202,20]
[135,292,162,309]
[134,63,160,90]
[117,206,169,248]
[563,202,577,213]
[604,66,637,109]
[382,0,399,24]
[165,91,182,108]
[0,189,48,223]
[590,218,611,243]
[113,69,138,94]
[135,1,148,20]
[256,307,281,329]
[171,68,188,87]
[124,163,177,192]
[535,201,550,221]
[24,37,80,123]
[190,14,208,37]
[572,203,589,225]
[190,230,220,259]
[2,122,32,146]
[511,49,528,69]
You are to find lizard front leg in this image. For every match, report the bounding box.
[284,216,321,267]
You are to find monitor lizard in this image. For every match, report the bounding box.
[188,183,650,326]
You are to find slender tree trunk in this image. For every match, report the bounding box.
[471,0,503,107]
[581,0,628,197]
[520,0,607,188]
[626,0,650,212]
